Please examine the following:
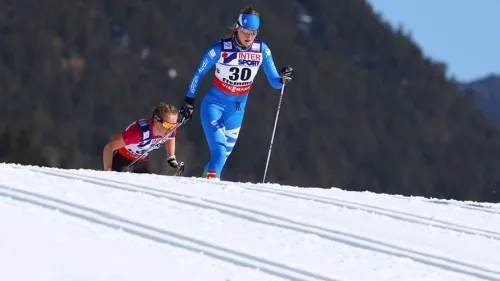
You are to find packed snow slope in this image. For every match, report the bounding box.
[1,163,500,281]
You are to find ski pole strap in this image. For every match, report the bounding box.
[173,161,185,176]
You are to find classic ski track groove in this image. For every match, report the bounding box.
[457,204,500,215]
[235,183,500,240]
[387,194,500,215]
[0,183,340,281]
[421,199,500,215]
[20,167,500,281]
[380,194,500,215]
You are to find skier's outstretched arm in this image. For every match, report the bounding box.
[165,137,175,158]
[261,43,294,89]
[178,43,221,123]
[103,135,126,171]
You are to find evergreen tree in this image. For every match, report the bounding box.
[0,0,499,202]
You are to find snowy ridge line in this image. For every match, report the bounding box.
[27,167,500,281]
[232,183,500,240]
[0,184,341,281]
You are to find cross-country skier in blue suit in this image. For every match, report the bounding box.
[178,5,294,179]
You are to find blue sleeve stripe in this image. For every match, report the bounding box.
[186,43,221,98]
[261,43,283,90]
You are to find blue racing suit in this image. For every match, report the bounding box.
[186,37,283,179]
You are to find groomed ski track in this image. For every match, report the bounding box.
[1,163,500,281]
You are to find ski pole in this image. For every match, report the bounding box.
[262,83,286,183]
[122,121,185,172]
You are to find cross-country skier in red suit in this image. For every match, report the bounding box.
[103,102,183,174]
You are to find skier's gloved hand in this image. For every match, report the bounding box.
[166,155,180,168]
[280,66,294,84]
[178,97,195,124]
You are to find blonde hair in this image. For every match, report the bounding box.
[150,102,178,123]
[227,6,260,38]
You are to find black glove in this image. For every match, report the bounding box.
[178,97,195,124]
[280,66,294,84]
[166,155,180,168]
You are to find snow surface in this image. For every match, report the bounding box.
[1,163,500,281]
